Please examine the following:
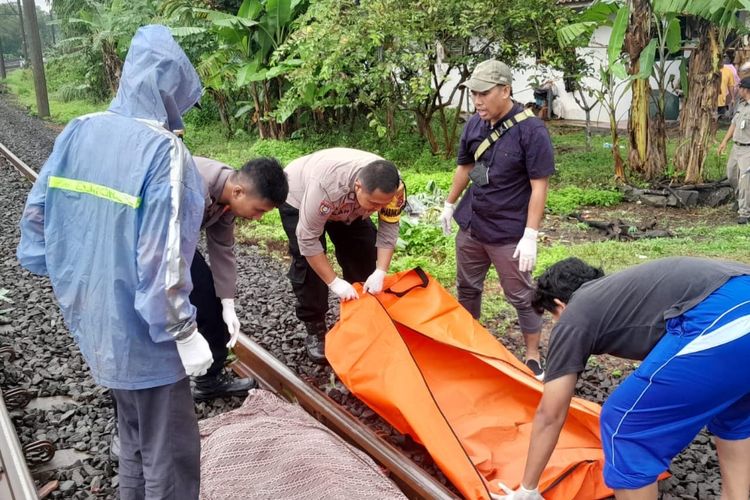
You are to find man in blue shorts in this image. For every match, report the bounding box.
[498,257,750,500]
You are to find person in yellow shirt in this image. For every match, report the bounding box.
[719,54,739,119]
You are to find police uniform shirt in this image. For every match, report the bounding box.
[284,148,405,257]
[732,100,750,145]
[194,156,237,299]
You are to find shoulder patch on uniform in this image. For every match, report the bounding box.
[319,200,334,216]
[379,181,407,224]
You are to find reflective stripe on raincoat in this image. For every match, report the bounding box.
[17,25,205,390]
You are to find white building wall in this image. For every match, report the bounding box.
[436,27,683,128]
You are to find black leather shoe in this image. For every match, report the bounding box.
[304,321,328,365]
[192,370,258,401]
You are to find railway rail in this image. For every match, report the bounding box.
[0,383,38,500]
[0,142,459,500]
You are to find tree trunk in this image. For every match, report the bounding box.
[101,40,122,97]
[574,88,593,151]
[209,89,232,137]
[22,0,48,118]
[611,115,626,182]
[0,37,6,80]
[674,21,721,184]
[49,11,55,45]
[250,83,267,139]
[447,86,467,156]
[17,0,28,62]
[624,0,651,175]
[386,102,396,138]
[645,112,666,180]
[414,111,439,154]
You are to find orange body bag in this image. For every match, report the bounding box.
[327,268,612,500]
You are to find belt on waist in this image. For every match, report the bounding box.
[734,142,750,146]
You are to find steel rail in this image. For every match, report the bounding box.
[0,145,39,498]
[0,143,38,181]
[1,142,458,499]
[0,387,38,500]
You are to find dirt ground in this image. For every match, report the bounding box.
[543,202,737,246]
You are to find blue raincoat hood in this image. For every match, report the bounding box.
[17,24,206,390]
[109,25,201,130]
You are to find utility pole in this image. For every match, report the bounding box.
[21,0,49,117]
[49,10,56,45]
[16,0,28,62]
[0,36,6,80]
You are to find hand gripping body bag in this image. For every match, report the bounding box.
[326,268,612,500]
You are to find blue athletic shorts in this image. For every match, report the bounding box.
[599,275,750,490]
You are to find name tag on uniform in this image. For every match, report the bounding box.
[742,119,747,130]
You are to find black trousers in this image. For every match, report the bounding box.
[189,250,229,377]
[279,203,377,324]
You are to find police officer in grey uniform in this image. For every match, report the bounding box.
[190,156,288,399]
[280,148,405,364]
[719,77,750,224]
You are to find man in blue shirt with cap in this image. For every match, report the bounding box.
[18,25,209,499]
[440,59,555,380]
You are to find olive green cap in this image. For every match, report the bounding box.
[461,59,513,92]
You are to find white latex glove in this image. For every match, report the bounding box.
[221,298,240,348]
[175,330,213,377]
[363,269,387,294]
[439,201,455,235]
[512,227,539,273]
[327,277,359,301]
[492,482,544,500]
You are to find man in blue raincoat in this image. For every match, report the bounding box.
[18,25,210,499]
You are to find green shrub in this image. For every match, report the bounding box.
[546,186,623,215]
[183,97,222,129]
[249,140,313,165]
[45,57,90,95]
[56,83,92,103]
[396,218,450,255]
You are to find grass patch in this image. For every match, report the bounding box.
[4,69,106,123]
[549,128,617,187]
[537,226,750,276]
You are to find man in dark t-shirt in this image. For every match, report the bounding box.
[499,257,750,500]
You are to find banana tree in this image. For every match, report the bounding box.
[171,0,307,139]
[597,64,631,180]
[658,0,746,183]
[644,12,683,180]
[558,0,652,180]
[60,0,158,97]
